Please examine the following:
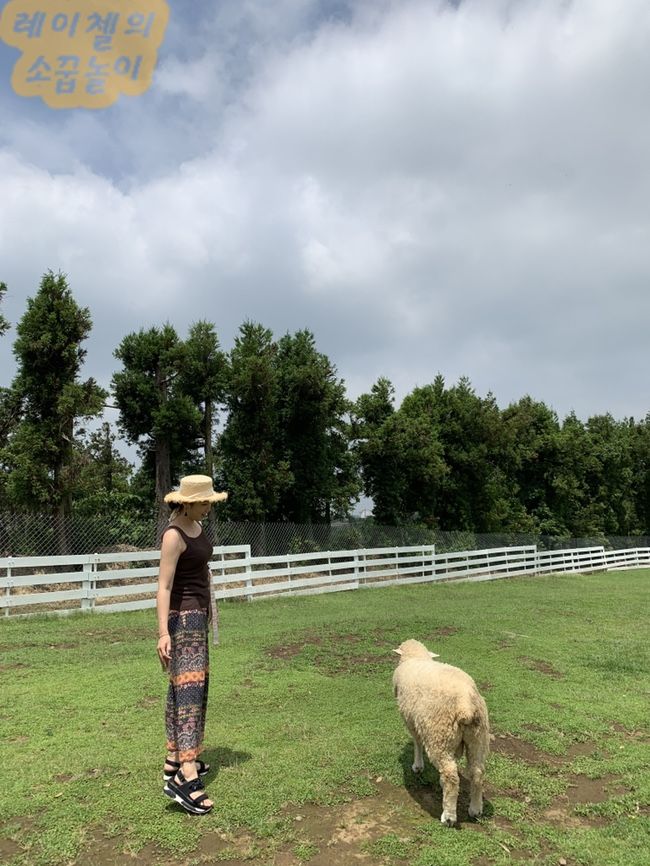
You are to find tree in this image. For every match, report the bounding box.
[219,322,292,521]
[2,271,106,526]
[0,282,16,495]
[274,329,359,522]
[178,321,227,477]
[68,422,138,516]
[502,396,564,534]
[583,414,637,536]
[354,375,525,531]
[400,376,514,532]
[0,281,9,338]
[552,412,594,536]
[631,414,650,534]
[112,325,201,524]
[353,378,447,525]
[351,377,395,437]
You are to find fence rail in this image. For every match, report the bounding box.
[2,541,648,619]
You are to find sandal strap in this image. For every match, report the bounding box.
[165,759,208,773]
[173,771,205,795]
[190,791,210,808]
[185,777,205,794]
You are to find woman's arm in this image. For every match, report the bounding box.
[156,529,185,669]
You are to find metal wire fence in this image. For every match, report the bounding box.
[1,510,649,559]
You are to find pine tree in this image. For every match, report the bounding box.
[179,321,227,477]
[273,330,357,521]
[3,271,106,533]
[112,324,201,525]
[219,322,292,521]
[0,281,9,338]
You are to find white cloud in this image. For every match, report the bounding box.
[1,0,650,425]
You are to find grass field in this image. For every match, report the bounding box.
[0,570,648,866]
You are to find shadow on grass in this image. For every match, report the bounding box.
[399,744,493,827]
[201,745,252,782]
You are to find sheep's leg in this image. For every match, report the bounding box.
[438,758,460,826]
[465,730,489,818]
[467,764,484,818]
[411,736,424,773]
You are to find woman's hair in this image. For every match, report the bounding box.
[167,501,184,522]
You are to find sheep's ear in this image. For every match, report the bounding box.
[393,648,402,656]
[429,651,440,658]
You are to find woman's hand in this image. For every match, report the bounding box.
[157,634,172,671]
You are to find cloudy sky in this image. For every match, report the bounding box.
[1,0,649,438]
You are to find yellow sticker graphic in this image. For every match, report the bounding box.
[0,0,170,109]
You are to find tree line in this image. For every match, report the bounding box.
[1,271,649,537]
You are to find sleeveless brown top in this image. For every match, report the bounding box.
[163,525,213,612]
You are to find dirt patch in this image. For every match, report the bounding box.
[565,742,598,759]
[491,734,554,765]
[319,651,394,676]
[0,836,21,861]
[564,774,627,806]
[538,775,627,830]
[195,828,260,862]
[275,781,423,866]
[266,632,324,660]
[611,722,650,742]
[265,631,395,676]
[474,838,560,865]
[136,695,160,709]
[0,662,30,672]
[430,626,459,637]
[518,657,563,679]
[0,817,36,861]
[74,836,176,866]
[491,735,596,767]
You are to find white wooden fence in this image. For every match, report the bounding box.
[1,543,648,618]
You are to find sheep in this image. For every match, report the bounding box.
[392,638,490,826]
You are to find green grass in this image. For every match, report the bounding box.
[0,570,649,866]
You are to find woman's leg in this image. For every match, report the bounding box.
[165,610,212,806]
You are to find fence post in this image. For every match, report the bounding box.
[245,546,253,602]
[81,557,94,611]
[4,558,12,617]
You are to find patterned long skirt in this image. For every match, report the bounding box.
[165,608,209,762]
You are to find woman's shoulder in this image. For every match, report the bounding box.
[161,525,189,548]
[163,523,203,541]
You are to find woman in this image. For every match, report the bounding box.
[156,474,227,815]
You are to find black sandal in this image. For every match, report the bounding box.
[163,758,210,782]
[163,770,213,815]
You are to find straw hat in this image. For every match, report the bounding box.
[164,475,228,504]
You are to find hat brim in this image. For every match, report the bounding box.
[164,491,228,504]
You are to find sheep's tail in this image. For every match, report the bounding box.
[458,696,481,728]
[460,696,491,760]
